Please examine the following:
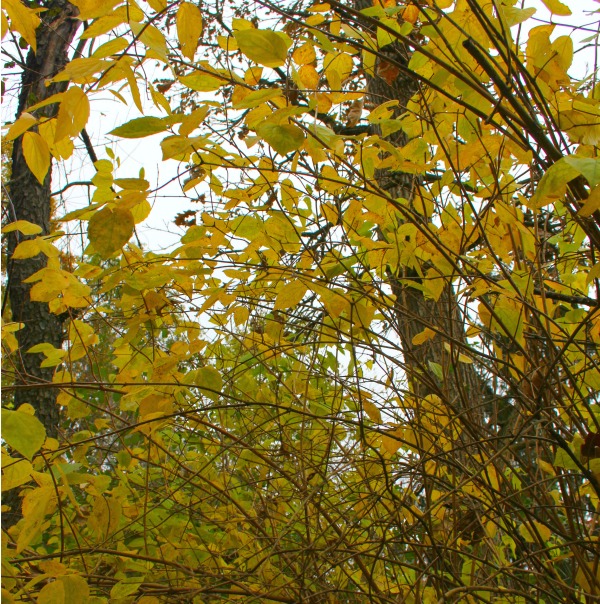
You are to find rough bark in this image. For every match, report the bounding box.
[3,0,80,529]
[347,0,491,589]
[349,0,488,416]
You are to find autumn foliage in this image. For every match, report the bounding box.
[2,0,600,602]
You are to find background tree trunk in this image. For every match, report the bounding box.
[2,0,80,529]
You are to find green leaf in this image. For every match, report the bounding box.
[256,122,304,155]
[234,28,291,68]
[1,408,46,460]
[563,156,600,188]
[88,206,134,257]
[109,117,167,138]
[428,361,444,381]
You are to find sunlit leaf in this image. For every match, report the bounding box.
[22,131,50,184]
[177,2,203,60]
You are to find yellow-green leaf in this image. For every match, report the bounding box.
[90,37,127,59]
[234,28,292,68]
[188,366,222,402]
[1,407,46,460]
[531,158,580,209]
[177,2,202,60]
[1,459,33,492]
[256,122,304,155]
[37,574,90,604]
[109,117,167,138]
[88,207,135,257]
[179,72,223,92]
[22,131,50,184]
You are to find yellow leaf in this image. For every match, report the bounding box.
[22,131,50,184]
[234,28,292,68]
[38,119,74,160]
[499,6,536,27]
[579,185,600,218]
[217,35,238,51]
[537,458,555,475]
[381,428,404,454]
[363,400,382,423]
[12,237,59,259]
[145,0,166,12]
[541,0,571,16]
[52,57,110,83]
[324,52,354,89]
[177,2,203,60]
[3,0,40,51]
[298,64,320,89]
[88,207,134,257]
[412,327,436,345]
[274,280,308,311]
[55,86,89,142]
[4,112,37,141]
[91,37,128,59]
[576,561,600,593]
[131,22,168,60]
[293,42,316,65]
[244,66,263,85]
[71,0,121,20]
[1,11,8,41]
[2,220,42,235]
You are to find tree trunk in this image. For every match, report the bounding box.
[349,0,490,590]
[3,0,80,529]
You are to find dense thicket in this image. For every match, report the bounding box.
[2,0,600,602]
